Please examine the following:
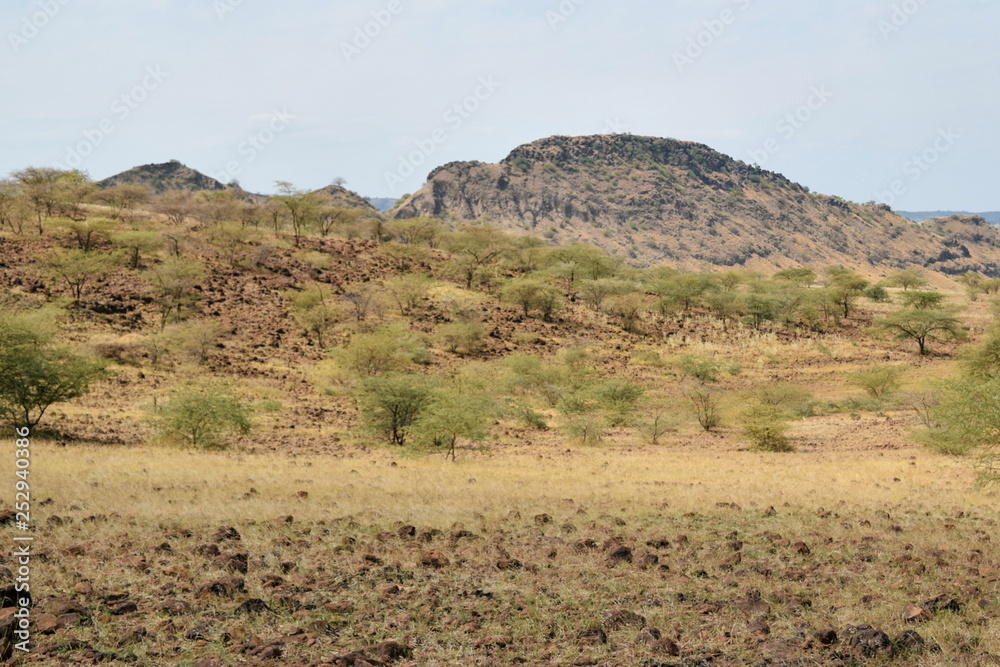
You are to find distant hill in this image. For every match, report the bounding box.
[394,134,1000,276]
[311,184,381,214]
[899,210,1000,225]
[366,197,399,212]
[98,160,229,194]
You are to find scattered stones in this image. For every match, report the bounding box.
[922,593,961,613]
[398,525,416,538]
[496,558,522,571]
[158,599,192,616]
[636,552,659,570]
[791,541,811,555]
[211,526,241,542]
[748,618,770,635]
[533,513,552,525]
[577,626,608,645]
[192,544,221,558]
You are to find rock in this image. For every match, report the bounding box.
[895,629,925,653]
[533,513,552,524]
[34,613,58,634]
[902,604,931,623]
[198,576,245,597]
[922,594,960,613]
[791,541,811,555]
[273,515,293,526]
[108,599,137,615]
[649,637,680,655]
[645,538,671,549]
[605,545,633,564]
[496,558,522,571]
[212,526,241,542]
[814,628,838,645]
[846,624,894,658]
[369,641,412,662]
[420,551,449,568]
[192,543,222,558]
[577,626,608,645]
[635,627,661,644]
[158,599,192,615]
[601,609,646,630]
[215,551,249,574]
[234,599,273,616]
[636,552,659,570]
[748,618,770,635]
[398,525,416,538]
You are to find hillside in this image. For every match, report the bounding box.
[394,134,1000,276]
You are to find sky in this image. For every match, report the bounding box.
[2,0,998,211]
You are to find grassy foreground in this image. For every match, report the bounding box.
[13,440,1000,665]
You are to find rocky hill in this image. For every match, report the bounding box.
[394,135,1000,276]
[311,184,381,214]
[98,160,229,194]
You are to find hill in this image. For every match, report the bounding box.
[311,183,381,214]
[98,159,230,194]
[899,210,1000,224]
[366,196,399,212]
[394,134,1000,276]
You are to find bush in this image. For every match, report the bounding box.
[676,354,739,384]
[336,325,429,376]
[360,373,435,446]
[592,379,644,426]
[686,386,722,432]
[863,284,891,303]
[849,364,906,401]
[752,382,815,417]
[566,415,605,445]
[638,414,676,445]
[412,388,495,460]
[155,384,251,449]
[439,320,486,356]
[288,285,338,348]
[741,403,793,452]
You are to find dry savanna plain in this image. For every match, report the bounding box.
[1,178,1000,666]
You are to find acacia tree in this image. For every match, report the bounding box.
[91,184,150,222]
[44,249,117,306]
[879,308,966,355]
[272,182,320,246]
[0,310,103,429]
[13,168,92,232]
[145,257,207,329]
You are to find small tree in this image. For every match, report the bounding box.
[0,309,104,429]
[155,384,251,449]
[361,373,434,446]
[145,257,207,329]
[413,388,494,460]
[687,386,722,432]
[900,290,945,310]
[501,278,561,320]
[849,364,907,401]
[878,308,966,355]
[44,249,118,306]
[111,230,162,270]
[886,269,928,291]
[288,285,338,348]
[90,184,150,221]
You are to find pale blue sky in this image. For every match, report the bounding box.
[2,0,998,210]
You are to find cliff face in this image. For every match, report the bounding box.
[394,134,1000,276]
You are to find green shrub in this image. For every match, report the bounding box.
[439,320,486,356]
[849,364,906,401]
[741,403,793,452]
[566,415,605,446]
[155,384,251,450]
